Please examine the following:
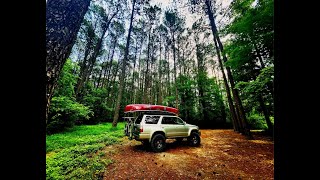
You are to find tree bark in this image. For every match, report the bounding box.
[83,11,118,90]
[212,37,240,132]
[158,38,163,104]
[131,39,138,103]
[46,0,91,124]
[143,28,152,103]
[112,0,136,127]
[258,95,274,136]
[205,0,251,137]
[172,32,179,108]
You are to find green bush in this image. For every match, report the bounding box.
[47,96,93,134]
[247,109,270,130]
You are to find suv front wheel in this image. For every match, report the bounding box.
[188,132,201,146]
[150,134,166,152]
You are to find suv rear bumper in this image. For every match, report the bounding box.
[133,132,150,141]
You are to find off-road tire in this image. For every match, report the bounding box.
[188,132,200,146]
[150,134,166,152]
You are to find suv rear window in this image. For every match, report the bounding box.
[135,114,143,124]
[145,115,160,124]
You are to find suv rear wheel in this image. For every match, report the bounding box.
[188,132,200,146]
[150,134,166,152]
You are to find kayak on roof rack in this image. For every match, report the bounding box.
[124,104,179,115]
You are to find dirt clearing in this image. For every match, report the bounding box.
[102,129,274,179]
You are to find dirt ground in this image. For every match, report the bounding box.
[101,129,274,180]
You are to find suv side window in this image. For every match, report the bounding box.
[174,117,185,125]
[162,116,178,124]
[145,115,161,124]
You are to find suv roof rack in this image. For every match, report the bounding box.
[140,110,177,116]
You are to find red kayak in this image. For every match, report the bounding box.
[124,104,179,115]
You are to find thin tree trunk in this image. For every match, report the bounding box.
[96,63,104,88]
[76,11,117,98]
[216,30,252,138]
[137,42,143,103]
[83,12,118,88]
[108,61,119,107]
[131,40,138,103]
[112,0,136,127]
[167,49,171,97]
[258,95,274,136]
[105,40,117,88]
[75,40,92,98]
[101,44,112,88]
[172,33,178,108]
[158,39,163,104]
[213,35,240,132]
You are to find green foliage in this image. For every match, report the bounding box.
[81,88,113,123]
[247,109,273,130]
[54,58,79,97]
[236,66,274,129]
[163,95,176,107]
[235,66,274,95]
[177,75,197,121]
[224,41,254,69]
[47,96,93,134]
[46,122,124,152]
[225,0,274,69]
[163,9,185,34]
[46,122,125,180]
[47,58,95,133]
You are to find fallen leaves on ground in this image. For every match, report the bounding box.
[102,129,274,180]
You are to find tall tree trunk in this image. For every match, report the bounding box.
[212,34,240,132]
[167,49,171,97]
[213,66,227,125]
[172,33,179,108]
[131,40,138,103]
[205,0,251,137]
[46,0,91,124]
[75,40,92,98]
[143,28,152,103]
[104,39,117,89]
[108,61,119,107]
[258,95,274,136]
[158,39,163,104]
[137,42,143,103]
[196,44,206,121]
[83,12,118,87]
[96,63,104,88]
[112,0,136,127]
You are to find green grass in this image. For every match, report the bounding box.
[46,122,125,180]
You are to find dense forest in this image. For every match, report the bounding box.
[46,0,274,137]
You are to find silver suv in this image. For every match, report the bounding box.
[125,112,201,152]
